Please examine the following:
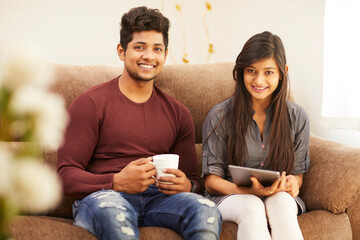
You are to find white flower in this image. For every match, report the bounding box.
[9,86,68,150]
[9,86,45,114]
[0,147,14,196]
[0,45,66,221]
[10,159,62,214]
[36,93,68,150]
[0,47,54,90]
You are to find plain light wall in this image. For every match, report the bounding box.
[1,0,359,148]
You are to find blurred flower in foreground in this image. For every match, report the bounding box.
[0,49,53,90]
[0,46,68,239]
[9,86,67,149]
[11,159,62,213]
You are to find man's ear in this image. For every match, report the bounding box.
[164,48,168,61]
[117,44,125,61]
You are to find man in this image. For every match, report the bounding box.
[57,6,221,240]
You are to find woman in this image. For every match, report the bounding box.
[202,31,310,240]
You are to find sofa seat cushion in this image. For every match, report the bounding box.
[8,215,241,240]
[8,216,97,240]
[8,216,185,240]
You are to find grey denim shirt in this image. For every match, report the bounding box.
[201,98,310,213]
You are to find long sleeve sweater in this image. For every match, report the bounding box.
[57,78,199,199]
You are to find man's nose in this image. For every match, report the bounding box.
[142,49,155,60]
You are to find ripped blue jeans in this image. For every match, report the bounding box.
[73,185,221,240]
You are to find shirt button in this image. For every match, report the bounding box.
[260,162,264,166]
[261,144,265,149]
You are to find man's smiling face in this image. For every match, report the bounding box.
[118,30,167,82]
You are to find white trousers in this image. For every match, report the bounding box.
[218,192,303,240]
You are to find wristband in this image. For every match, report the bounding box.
[190,180,197,193]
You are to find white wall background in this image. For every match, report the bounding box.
[1,0,359,148]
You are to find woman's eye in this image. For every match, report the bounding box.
[266,71,274,75]
[247,69,255,73]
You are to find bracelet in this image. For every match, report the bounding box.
[190,180,197,193]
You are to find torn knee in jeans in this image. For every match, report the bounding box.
[121,226,135,236]
[207,216,216,224]
[197,198,216,207]
[197,199,218,225]
[98,201,127,210]
[92,191,117,200]
[116,212,126,222]
[99,202,136,236]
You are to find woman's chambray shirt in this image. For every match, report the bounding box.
[202,97,310,214]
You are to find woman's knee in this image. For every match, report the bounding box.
[219,194,266,222]
[264,192,297,216]
[240,195,266,218]
[265,192,295,209]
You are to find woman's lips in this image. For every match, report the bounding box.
[252,85,268,93]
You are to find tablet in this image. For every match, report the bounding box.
[228,165,280,187]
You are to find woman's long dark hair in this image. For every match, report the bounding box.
[227,31,294,173]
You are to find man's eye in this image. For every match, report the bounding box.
[155,48,163,52]
[135,46,144,50]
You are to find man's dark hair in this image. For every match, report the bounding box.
[120,6,170,51]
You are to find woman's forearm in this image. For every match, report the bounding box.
[204,174,252,196]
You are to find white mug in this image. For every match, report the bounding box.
[151,154,179,184]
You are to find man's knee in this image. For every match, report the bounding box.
[74,190,140,239]
[175,193,221,226]
[196,197,222,223]
[179,194,221,239]
[77,190,137,220]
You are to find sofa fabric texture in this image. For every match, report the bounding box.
[7,62,360,240]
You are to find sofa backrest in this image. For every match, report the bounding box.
[50,62,235,144]
[153,63,235,143]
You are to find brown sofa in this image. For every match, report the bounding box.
[8,62,360,240]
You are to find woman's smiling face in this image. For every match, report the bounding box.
[243,57,280,106]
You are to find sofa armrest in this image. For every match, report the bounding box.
[300,133,360,214]
[347,194,360,240]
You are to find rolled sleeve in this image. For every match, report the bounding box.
[291,103,311,175]
[202,100,230,178]
[202,150,226,178]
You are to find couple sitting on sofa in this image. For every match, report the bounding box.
[57,6,309,240]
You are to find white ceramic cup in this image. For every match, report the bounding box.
[151,154,179,184]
